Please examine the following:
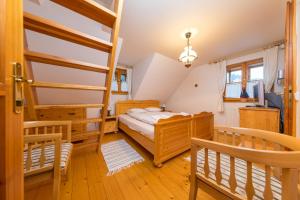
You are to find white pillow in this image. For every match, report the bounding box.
[127,108,146,114]
[145,107,162,112]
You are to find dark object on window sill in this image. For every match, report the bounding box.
[240,88,249,102]
[240,88,249,98]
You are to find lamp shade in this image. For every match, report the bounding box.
[179,46,198,67]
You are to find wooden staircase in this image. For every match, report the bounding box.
[23,0,124,152]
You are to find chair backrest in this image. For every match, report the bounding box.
[23,121,71,177]
[24,121,72,143]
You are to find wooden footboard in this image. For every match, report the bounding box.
[153,112,214,167]
[192,112,214,139]
[154,115,192,166]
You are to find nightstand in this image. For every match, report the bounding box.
[104,116,118,134]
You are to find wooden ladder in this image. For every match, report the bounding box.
[23,0,124,152]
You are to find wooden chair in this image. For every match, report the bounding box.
[24,121,73,200]
[189,126,300,200]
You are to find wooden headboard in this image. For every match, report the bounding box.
[115,100,160,116]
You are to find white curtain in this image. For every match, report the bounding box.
[126,68,133,99]
[216,60,227,112]
[225,83,241,98]
[263,46,279,92]
[112,80,118,91]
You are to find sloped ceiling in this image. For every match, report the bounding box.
[118,0,286,66]
[132,53,190,103]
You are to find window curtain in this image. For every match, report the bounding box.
[126,68,133,99]
[226,83,241,98]
[263,46,279,92]
[216,60,227,112]
[112,73,118,91]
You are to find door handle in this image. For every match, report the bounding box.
[12,62,32,114]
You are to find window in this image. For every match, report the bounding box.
[112,68,128,95]
[224,58,264,101]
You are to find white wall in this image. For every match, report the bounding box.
[132,54,154,98]
[166,49,285,127]
[132,53,190,103]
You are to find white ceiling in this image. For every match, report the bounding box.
[117,0,286,66]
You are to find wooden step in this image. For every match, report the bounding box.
[34,104,104,109]
[25,50,109,73]
[72,118,103,124]
[31,81,107,91]
[51,0,117,28]
[24,12,112,52]
[73,143,98,154]
[71,131,101,142]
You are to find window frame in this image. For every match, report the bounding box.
[224,58,263,102]
[112,68,129,95]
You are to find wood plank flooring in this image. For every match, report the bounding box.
[25,132,230,200]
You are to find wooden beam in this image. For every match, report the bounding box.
[25,50,109,73]
[24,62,38,120]
[51,0,117,28]
[98,0,124,151]
[34,104,104,109]
[23,12,113,52]
[72,118,103,124]
[31,81,107,91]
[71,131,100,142]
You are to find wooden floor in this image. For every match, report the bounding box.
[25,132,229,200]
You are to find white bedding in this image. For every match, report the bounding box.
[118,114,155,140]
[127,111,188,125]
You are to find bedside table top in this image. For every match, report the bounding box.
[106,115,116,120]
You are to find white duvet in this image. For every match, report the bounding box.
[127,111,188,125]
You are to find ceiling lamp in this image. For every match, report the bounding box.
[178,32,198,68]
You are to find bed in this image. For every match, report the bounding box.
[116,100,214,167]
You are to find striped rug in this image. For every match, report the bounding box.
[101,139,144,175]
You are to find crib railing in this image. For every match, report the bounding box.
[189,127,300,200]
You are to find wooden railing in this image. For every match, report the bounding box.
[189,127,300,200]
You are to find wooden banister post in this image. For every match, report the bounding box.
[281,168,298,200]
[189,143,198,200]
[53,135,61,200]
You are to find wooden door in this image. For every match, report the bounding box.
[0,0,24,200]
[284,0,297,136]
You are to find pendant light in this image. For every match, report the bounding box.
[178,32,198,68]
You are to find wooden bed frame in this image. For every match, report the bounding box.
[189,126,300,200]
[116,100,214,167]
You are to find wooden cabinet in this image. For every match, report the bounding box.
[104,116,118,133]
[36,107,87,141]
[239,107,280,132]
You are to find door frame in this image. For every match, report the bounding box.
[284,0,297,136]
[0,0,24,199]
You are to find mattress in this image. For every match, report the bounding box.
[118,114,154,140]
[128,111,189,125]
